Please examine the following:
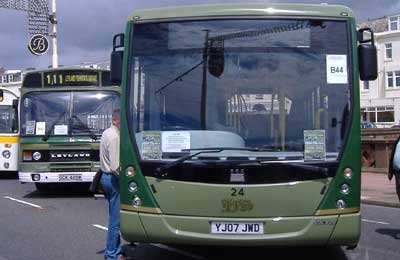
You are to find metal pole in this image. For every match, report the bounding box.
[51,0,58,68]
[200,30,209,130]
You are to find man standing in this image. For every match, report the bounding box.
[100,108,125,260]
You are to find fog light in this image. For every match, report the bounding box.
[133,196,142,207]
[128,181,138,192]
[32,152,41,161]
[340,183,350,194]
[2,150,11,159]
[336,199,346,209]
[32,174,40,181]
[126,166,135,177]
[343,168,353,179]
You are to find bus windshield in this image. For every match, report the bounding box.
[21,91,120,137]
[129,19,351,161]
[0,105,17,133]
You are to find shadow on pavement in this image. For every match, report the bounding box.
[376,228,400,240]
[23,183,94,198]
[0,171,18,179]
[126,244,350,260]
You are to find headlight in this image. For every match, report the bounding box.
[336,199,346,209]
[133,196,142,207]
[128,181,138,192]
[126,166,135,177]
[343,168,353,179]
[340,183,350,195]
[32,152,42,161]
[2,150,11,159]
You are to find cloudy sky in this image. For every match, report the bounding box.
[0,0,399,70]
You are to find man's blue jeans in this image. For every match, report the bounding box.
[101,173,122,260]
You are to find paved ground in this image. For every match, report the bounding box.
[361,172,399,208]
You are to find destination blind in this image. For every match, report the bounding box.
[44,70,99,87]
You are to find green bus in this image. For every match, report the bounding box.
[110,3,377,249]
[18,68,120,191]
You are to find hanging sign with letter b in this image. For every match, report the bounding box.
[28,34,49,56]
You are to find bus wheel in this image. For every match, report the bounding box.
[35,183,51,192]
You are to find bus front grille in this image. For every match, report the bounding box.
[49,163,92,172]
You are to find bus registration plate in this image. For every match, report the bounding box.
[59,174,82,181]
[211,222,263,234]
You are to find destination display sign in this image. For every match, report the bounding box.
[44,70,99,87]
[22,70,112,88]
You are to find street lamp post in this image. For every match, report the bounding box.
[1,0,58,67]
[50,0,58,68]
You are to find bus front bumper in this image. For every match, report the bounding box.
[120,210,360,247]
[18,171,96,183]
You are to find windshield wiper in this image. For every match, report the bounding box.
[42,111,66,141]
[155,146,329,179]
[260,161,329,176]
[70,115,98,140]
[186,146,281,152]
[155,147,278,178]
[155,149,223,178]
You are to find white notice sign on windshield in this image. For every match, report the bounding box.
[326,55,348,84]
[26,121,35,135]
[162,131,191,153]
[35,122,46,135]
[54,125,68,135]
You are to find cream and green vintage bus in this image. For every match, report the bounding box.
[18,68,120,191]
[110,3,377,251]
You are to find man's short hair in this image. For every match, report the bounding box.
[112,108,120,120]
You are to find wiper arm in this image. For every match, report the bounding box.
[261,161,329,176]
[42,111,66,141]
[155,146,279,178]
[155,149,223,178]
[185,146,280,152]
[71,115,98,140]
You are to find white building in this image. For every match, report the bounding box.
[360,15,400,128]
[0,68,23,87]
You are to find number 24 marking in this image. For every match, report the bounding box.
[231,188,244,196]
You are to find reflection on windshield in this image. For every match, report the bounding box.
[130,19,351,161]
[21,91,120,137]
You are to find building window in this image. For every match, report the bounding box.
[362,106,395,124]
[377,106,395,123]
[362,81,369,90]
[389,16,399,31]
[386,71,400,88]
[388,72,394,87]
[396,71,400,87]
[385,43,393,59]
